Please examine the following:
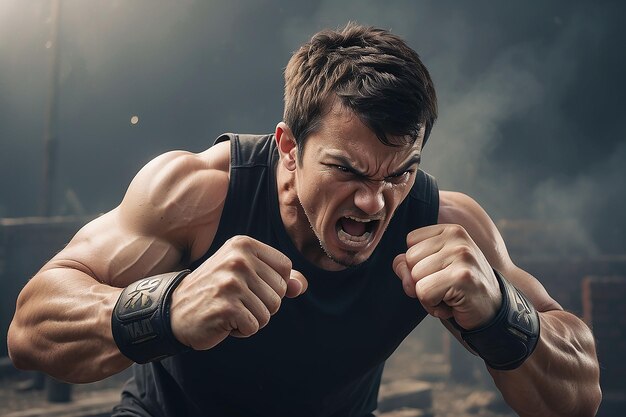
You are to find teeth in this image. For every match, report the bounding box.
[345,216,371,223]
[338,229,371,244]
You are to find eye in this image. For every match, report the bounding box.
[333,165,353,174]
[385,170,413,183]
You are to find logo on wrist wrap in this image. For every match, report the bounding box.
[112,270,191,362]
[119,278,163,343]
[511,289,536,334]
[123,278,161,313]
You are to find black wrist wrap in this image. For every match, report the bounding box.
[111,270,191,364]
[451,270,540,370]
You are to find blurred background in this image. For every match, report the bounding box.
[1,0,625,253]
[1,1,625,416]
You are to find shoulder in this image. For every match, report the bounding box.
[438,190,481,215]
[438,191,497,239]
[438,191,506,265]
[119,141,231,259]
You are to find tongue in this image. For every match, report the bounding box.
[340,217,367,236]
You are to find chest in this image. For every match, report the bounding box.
[169,268,426,416]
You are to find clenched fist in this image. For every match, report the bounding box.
[170,235,307,350]
[393,224,502,330]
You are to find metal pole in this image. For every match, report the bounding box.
[41,0,61,217]
[41,0,73,402]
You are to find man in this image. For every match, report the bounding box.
[8,23,600,416]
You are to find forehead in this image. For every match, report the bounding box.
[308,101,423,162]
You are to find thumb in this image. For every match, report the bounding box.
[392,253,411,281]
[285,269,308,298]
[393,253,417,298]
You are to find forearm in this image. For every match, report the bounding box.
[490,310,601,417]
[7,267,132,383]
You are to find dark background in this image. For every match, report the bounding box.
[1,0,625,254]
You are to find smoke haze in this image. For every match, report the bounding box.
[1,0,624,253]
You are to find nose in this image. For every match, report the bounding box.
[354,182,385,215]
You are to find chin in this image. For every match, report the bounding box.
[321,244,374,268]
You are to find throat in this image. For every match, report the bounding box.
[340,217,367,236]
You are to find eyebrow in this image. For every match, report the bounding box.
[390,154,422,176]
[326,153,421,178]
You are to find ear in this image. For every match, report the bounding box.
[275,122,298,171]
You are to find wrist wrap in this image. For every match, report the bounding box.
[111,270,190,364]
[451,269,540,370]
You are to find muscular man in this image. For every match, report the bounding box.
[8,24,600,416]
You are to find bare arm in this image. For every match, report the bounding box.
[438,191,601,417]
[7,143,231,383]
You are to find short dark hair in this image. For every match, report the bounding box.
[283,22,438,157]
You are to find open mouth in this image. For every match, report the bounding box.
[336,215,380,247]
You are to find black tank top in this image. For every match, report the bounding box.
[117,133,439,417]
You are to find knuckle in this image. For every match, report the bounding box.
[237,312,259,337]
[447,224,467,238]
[224,235,240,248]
[273,254,292,278]
[276,280,287,298]
[214,275,244,297]
[392,253,405,269]
[229,235,254,249]
[452,266,474,285]
[406,229,419,246]
[280,262,293,279]
[415,286,433,305]
[405,244,417,258]
[258,308,271,328]
[223,254,251,273]
[413,278,426,297]
[455,244,475,261]
[267,293,282,315]
[222,274,242,289]
[216,301,239,318]
[244,312,260,335]
[405,247,420,267]
[410,262,423,280]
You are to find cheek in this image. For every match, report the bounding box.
[308,174,346,199]
[386,185,411,210]
[300,182,326,206]
[306,180,353,220]
[297,176,327,215]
